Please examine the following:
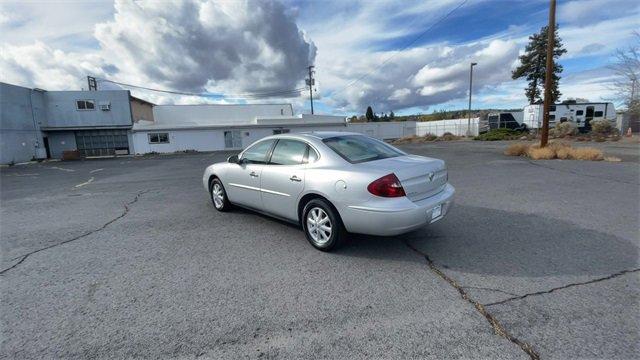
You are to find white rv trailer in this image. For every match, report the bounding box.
[522,102,616,131]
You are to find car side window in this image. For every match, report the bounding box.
[306,146,319,163]
[241,140,275,164]
[269,140,307,165]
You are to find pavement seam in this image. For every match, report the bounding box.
[403,240,540,360]
[0,190,149,275]
[484,268,640,307]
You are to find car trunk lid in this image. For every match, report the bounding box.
[355,155,447,202]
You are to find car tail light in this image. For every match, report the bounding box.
[367,173,406,198]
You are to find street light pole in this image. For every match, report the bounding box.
[467,62,477,136]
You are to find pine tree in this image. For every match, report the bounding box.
[389,111,395,120]
[365,106,375,122]
[512,25,567,104]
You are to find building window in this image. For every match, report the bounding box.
[148,133,169,144]
[549,114,555,120]
[549,105,556,112]
[273,129,290,135]
[76,100,96,110]
[594,111,604,117]
[576,110,584,115]
[224,130,242,149]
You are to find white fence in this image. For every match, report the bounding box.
[415,118,480,137]
[346,121,416,139]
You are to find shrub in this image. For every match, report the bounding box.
[392,133,437,144]
[504,143,529,156]
[475,128,525,141]
[591,120,615,135]
[570,147,604,161]
[504,142,606,161]
[555,146,572,159]
[436,132,461,141]
[550,122,578,138]
[527,146,555,160]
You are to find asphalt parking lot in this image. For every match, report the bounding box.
[1,140,638,359]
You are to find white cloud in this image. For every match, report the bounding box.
[321,39,519,112]
[0,0,315,98]
[558,0,632,26]
[559,14,640,58]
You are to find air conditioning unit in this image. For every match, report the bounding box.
[99,101,111,111]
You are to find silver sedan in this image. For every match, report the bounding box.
[203,132,454,251]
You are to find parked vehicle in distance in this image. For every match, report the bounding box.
[523,102,616,132]
[484,111,527,132]
[203,132,455,251]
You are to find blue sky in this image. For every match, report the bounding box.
[1,0,638,115]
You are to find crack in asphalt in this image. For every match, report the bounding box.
[484,268,640,307]
[0,190,149,275]
[404,241,540,360]
[463,286,519,297]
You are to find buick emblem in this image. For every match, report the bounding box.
[427,172,435,182]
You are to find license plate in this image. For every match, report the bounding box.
[431,204,442,219]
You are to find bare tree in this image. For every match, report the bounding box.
[608,31,640,116]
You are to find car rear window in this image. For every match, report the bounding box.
[322,135,404,164]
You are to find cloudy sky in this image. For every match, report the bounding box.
[0,0,638,115]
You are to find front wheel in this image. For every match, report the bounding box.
[210,178,232,212]
[302,199,346,251]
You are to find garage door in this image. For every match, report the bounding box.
[75,130,129,157]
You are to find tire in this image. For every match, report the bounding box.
[210,178,232,212]
[302,199,346,251]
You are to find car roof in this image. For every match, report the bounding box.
[296,131,364,139]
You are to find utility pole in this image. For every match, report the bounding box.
[306,65,315,114]
[467,62,477,136]
[87,76,97,91]
[540,0,556,147]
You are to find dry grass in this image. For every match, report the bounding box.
[504,143,529,156]
[570,147,604,161]
[504,141,609,161]
[527,146,556,160]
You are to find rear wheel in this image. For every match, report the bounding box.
[210,178,232,212]
[302,199,345,251]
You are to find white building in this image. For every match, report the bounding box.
[131,104,348,154]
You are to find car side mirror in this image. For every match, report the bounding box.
[228,154,240,164]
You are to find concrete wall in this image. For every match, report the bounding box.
[0,83,46,164]
[46,132,77,159]
[43,90,133,129]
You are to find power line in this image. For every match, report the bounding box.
[95,78,306,99]
[330,0,468,97]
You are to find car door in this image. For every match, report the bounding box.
[260,139,311,221]
[224,139,275,210]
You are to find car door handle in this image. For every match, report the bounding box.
[250,171,259,178]
[289,175,302,182]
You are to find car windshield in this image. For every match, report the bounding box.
[322,135,404,164]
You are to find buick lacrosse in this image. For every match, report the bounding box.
[203,132,454,251]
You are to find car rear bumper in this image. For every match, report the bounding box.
[339,183,455,236]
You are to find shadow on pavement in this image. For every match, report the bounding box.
[396,204,638,277]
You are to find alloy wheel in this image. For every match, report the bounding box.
[212,183,224,209]
[306,207,332,245]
